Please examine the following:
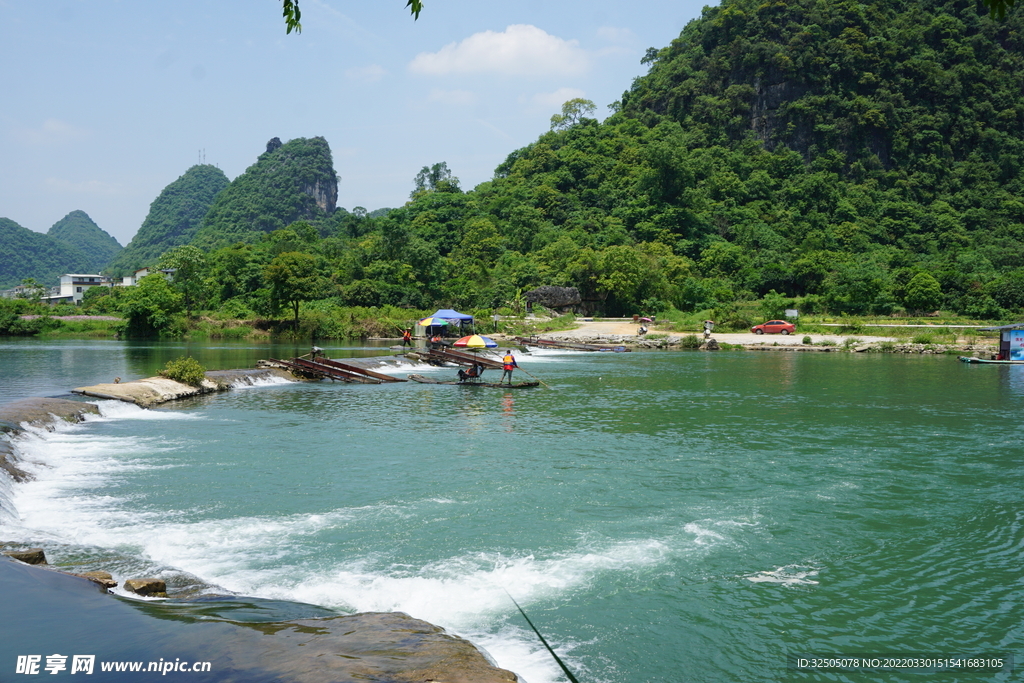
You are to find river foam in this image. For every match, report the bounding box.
[0,394,755,683]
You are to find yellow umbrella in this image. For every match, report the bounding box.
[453,335,498,348]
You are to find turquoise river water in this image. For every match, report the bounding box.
[0,339,1022,682]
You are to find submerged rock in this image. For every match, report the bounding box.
[74,571,118,589]
[3,548,47,564]
[124,578,168,597]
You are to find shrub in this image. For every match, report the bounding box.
[802,335,812,345]
[911,333,934,344]
[679,334,702,348]
[817,339,838,346]
[160,356,207,386]
[843,337,862,348]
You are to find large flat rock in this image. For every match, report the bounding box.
[0,397,99,431]
[72,376,219,408]
[1,557,518,682]
[73,369,296,408]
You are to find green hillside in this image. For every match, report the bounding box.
[47,210,122,273]
[0,218,93,289]
[108,164,229,275]
[73,0,1024,333]
[352,0,1024,317]
[190,137,338,250]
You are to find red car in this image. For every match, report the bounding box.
[751,320,795,335]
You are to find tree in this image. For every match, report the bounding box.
[903,272,943,314]
[264,252,329,328]
[117,273,183,338]
[411,162,460,197]
[281,0,422,34]
[550,99,597,131]
[159,245,209,318]
[18,278,48,302]
[759,289,789,320]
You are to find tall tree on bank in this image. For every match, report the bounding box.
[264,251,330,328]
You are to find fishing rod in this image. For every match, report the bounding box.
[517,367,551,388]
[503,589,580,683]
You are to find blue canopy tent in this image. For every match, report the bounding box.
[420,309,474,336]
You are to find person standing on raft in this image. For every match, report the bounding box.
[500,352,518,384]
[401,328,413,347]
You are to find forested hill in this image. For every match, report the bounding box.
[47,210,122,273]
[108,164,229,275]
[190,137,338,250]
[0,218,93,289]
[89,0,1024,325]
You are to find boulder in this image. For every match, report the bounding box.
[0,398,99,432]
[0,440,30,482]
[75,571,117,589]
[124,578,168,597]
[3,548,47,565]
[524,286,581,311]
[704,338,720,350]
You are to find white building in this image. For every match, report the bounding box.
[44,274,111,305]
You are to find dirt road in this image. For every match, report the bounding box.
[544,319,898,345]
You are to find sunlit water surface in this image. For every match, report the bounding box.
[1,339,1022,682]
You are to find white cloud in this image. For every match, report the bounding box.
[409,24,589,77]
[529,87,587,110]
[596,26,636,44]
[345,64,387,83]
[16,118,89,146]
[428,88,477,106]
[44,177,124,196]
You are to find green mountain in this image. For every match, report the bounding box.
[108,164,229,275]
[0,218,93,289]
[191,137,338,250]
[47,210,122,273]
[149,0,1024,323]
[420,0,1024,316]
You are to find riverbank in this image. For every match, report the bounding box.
[491,319,999,356]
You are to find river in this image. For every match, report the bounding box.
[1,339,1021,682]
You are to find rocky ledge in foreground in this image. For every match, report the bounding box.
[72,368,296,408]
[0,397,99,482]
[2,556,518,682]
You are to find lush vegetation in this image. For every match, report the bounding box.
[190,137,337,250]
[8,0,1024,339]
[108,165,229,275]
[0,217,93,288]
[159,356,207,386]
[47,210,122,273]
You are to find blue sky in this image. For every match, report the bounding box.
[0,0,711,246]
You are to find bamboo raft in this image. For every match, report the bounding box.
[408,374,539,389]
[513,336,630,352]
[958,356,1024,364]
[267,357,407,383]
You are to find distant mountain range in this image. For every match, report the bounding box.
[5,136,338,285]
[0,212,122,289]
